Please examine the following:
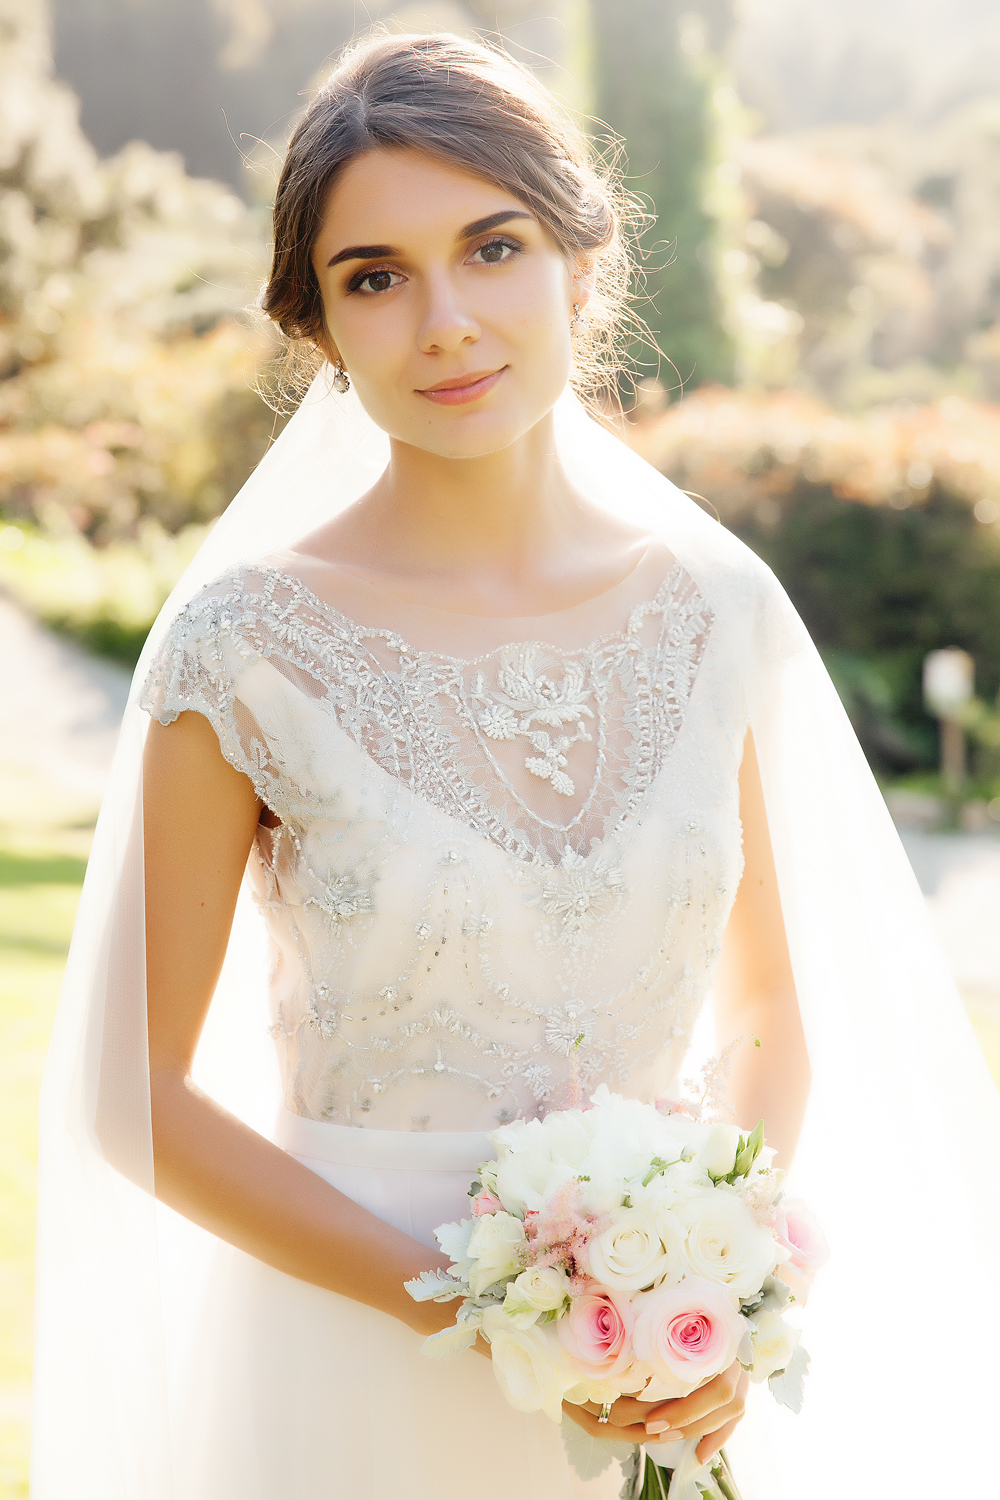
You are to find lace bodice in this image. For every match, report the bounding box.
[141,551,748,1131]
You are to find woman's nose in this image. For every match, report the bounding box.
[417,270,481,354]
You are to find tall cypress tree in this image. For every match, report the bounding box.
[588,0,735,393]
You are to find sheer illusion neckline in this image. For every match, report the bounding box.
[144,553,714,863]
[252,543,679,669]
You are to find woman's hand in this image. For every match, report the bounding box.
[562,1360,748,1467]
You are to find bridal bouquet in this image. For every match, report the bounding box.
[406,1086,827,1500]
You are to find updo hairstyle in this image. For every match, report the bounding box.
[260,31,641,410]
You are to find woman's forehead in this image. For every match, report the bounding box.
[315,148,529,248]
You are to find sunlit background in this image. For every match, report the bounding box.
[2,2,1000,1493]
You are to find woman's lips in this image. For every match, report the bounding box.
[417,367,506,405]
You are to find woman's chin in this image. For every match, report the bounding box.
[393,404,553,461]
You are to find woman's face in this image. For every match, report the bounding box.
[310,147,589,459]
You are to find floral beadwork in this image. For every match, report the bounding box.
[139,558,746,1130]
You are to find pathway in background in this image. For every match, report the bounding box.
[0,593,130,811]
[899,828,1000,1076]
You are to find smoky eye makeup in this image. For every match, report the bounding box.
[467,234,525,265]
[346,265,403,295]
[343,233,526,296]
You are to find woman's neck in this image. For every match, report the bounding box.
[296,410,648,617]
[371,410,578,576]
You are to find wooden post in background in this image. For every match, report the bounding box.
[923,648,975,797]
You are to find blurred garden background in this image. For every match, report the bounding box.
[3,0,1000,1493]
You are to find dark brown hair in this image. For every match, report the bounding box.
[260,30,640,408]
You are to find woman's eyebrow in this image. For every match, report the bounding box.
[326,210,533,268]
[459,209,533,238]
[327,242,395,268]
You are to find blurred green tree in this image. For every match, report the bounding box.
[587,0,736,393]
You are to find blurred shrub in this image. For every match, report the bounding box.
[0,520,210,663]
[730,104,1000,406]
[0,0,280,551]
[630,386,1000,775]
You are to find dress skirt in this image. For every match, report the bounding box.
[169,1109,627,1500]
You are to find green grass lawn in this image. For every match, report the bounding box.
[0,813,89,1500]
[0,809,998,1500]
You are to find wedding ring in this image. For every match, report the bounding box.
[598,1402,613,1424]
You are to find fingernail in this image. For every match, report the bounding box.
[646,1426,683,1440]
[645,1422,671,1435]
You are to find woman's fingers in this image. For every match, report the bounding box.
[642,1362,743,1437]
[565,1401,649,1443]
[567,1362,749,1449]
[666,1387,745,1444]
[695,1414,742,1467]
[585,1396,659,1429]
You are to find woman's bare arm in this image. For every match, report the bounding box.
[143,709,454,1335]
[712,727,810,1167]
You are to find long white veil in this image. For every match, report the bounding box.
[32,366,1000,1499]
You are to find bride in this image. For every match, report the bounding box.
[31,31,1000,1500]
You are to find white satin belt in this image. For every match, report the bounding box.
[272,1105,493,1248]
[273,1105,493,1170]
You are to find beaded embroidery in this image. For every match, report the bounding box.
[141,562,744,1128]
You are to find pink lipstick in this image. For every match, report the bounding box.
[417,367,506,405]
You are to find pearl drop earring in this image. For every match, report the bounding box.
[331,358,350,394]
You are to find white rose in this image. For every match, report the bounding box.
[634,1195,686,1287]
[749,1311,801,1383]
[503,1267,571,1328]
[587,1209,675,1291]
[678,1190,778,1298]
[695,1124,742,1179]
[467,1212,525,1295]
[482,1305,569,1422]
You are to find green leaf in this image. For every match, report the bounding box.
[420,1322,481,1359]
[404,1268,467,1302]
[732,1121,764,1180]
[561,1417,634,1482]
[769,1343,811,1413]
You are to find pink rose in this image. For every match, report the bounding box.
[557,1285,636,1379]
[775,1198,829,1303]
[471,1190,505,1217]
[632,1278,744,1397]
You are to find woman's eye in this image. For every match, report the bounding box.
[352,268,404,295]
[470,239,520,266]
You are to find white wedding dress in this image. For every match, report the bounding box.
[139,539,746,1499]
[32,382,1000,1500]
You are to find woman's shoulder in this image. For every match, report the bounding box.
[139,556,364,724]
[167,559,297,621]
[150,559,347,657]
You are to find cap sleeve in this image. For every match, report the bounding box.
[139,573,278,810]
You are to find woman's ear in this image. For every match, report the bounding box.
[312,316,338,366]
[571,256,597,314]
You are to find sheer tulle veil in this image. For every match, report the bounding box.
[32,366,1000,1498]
